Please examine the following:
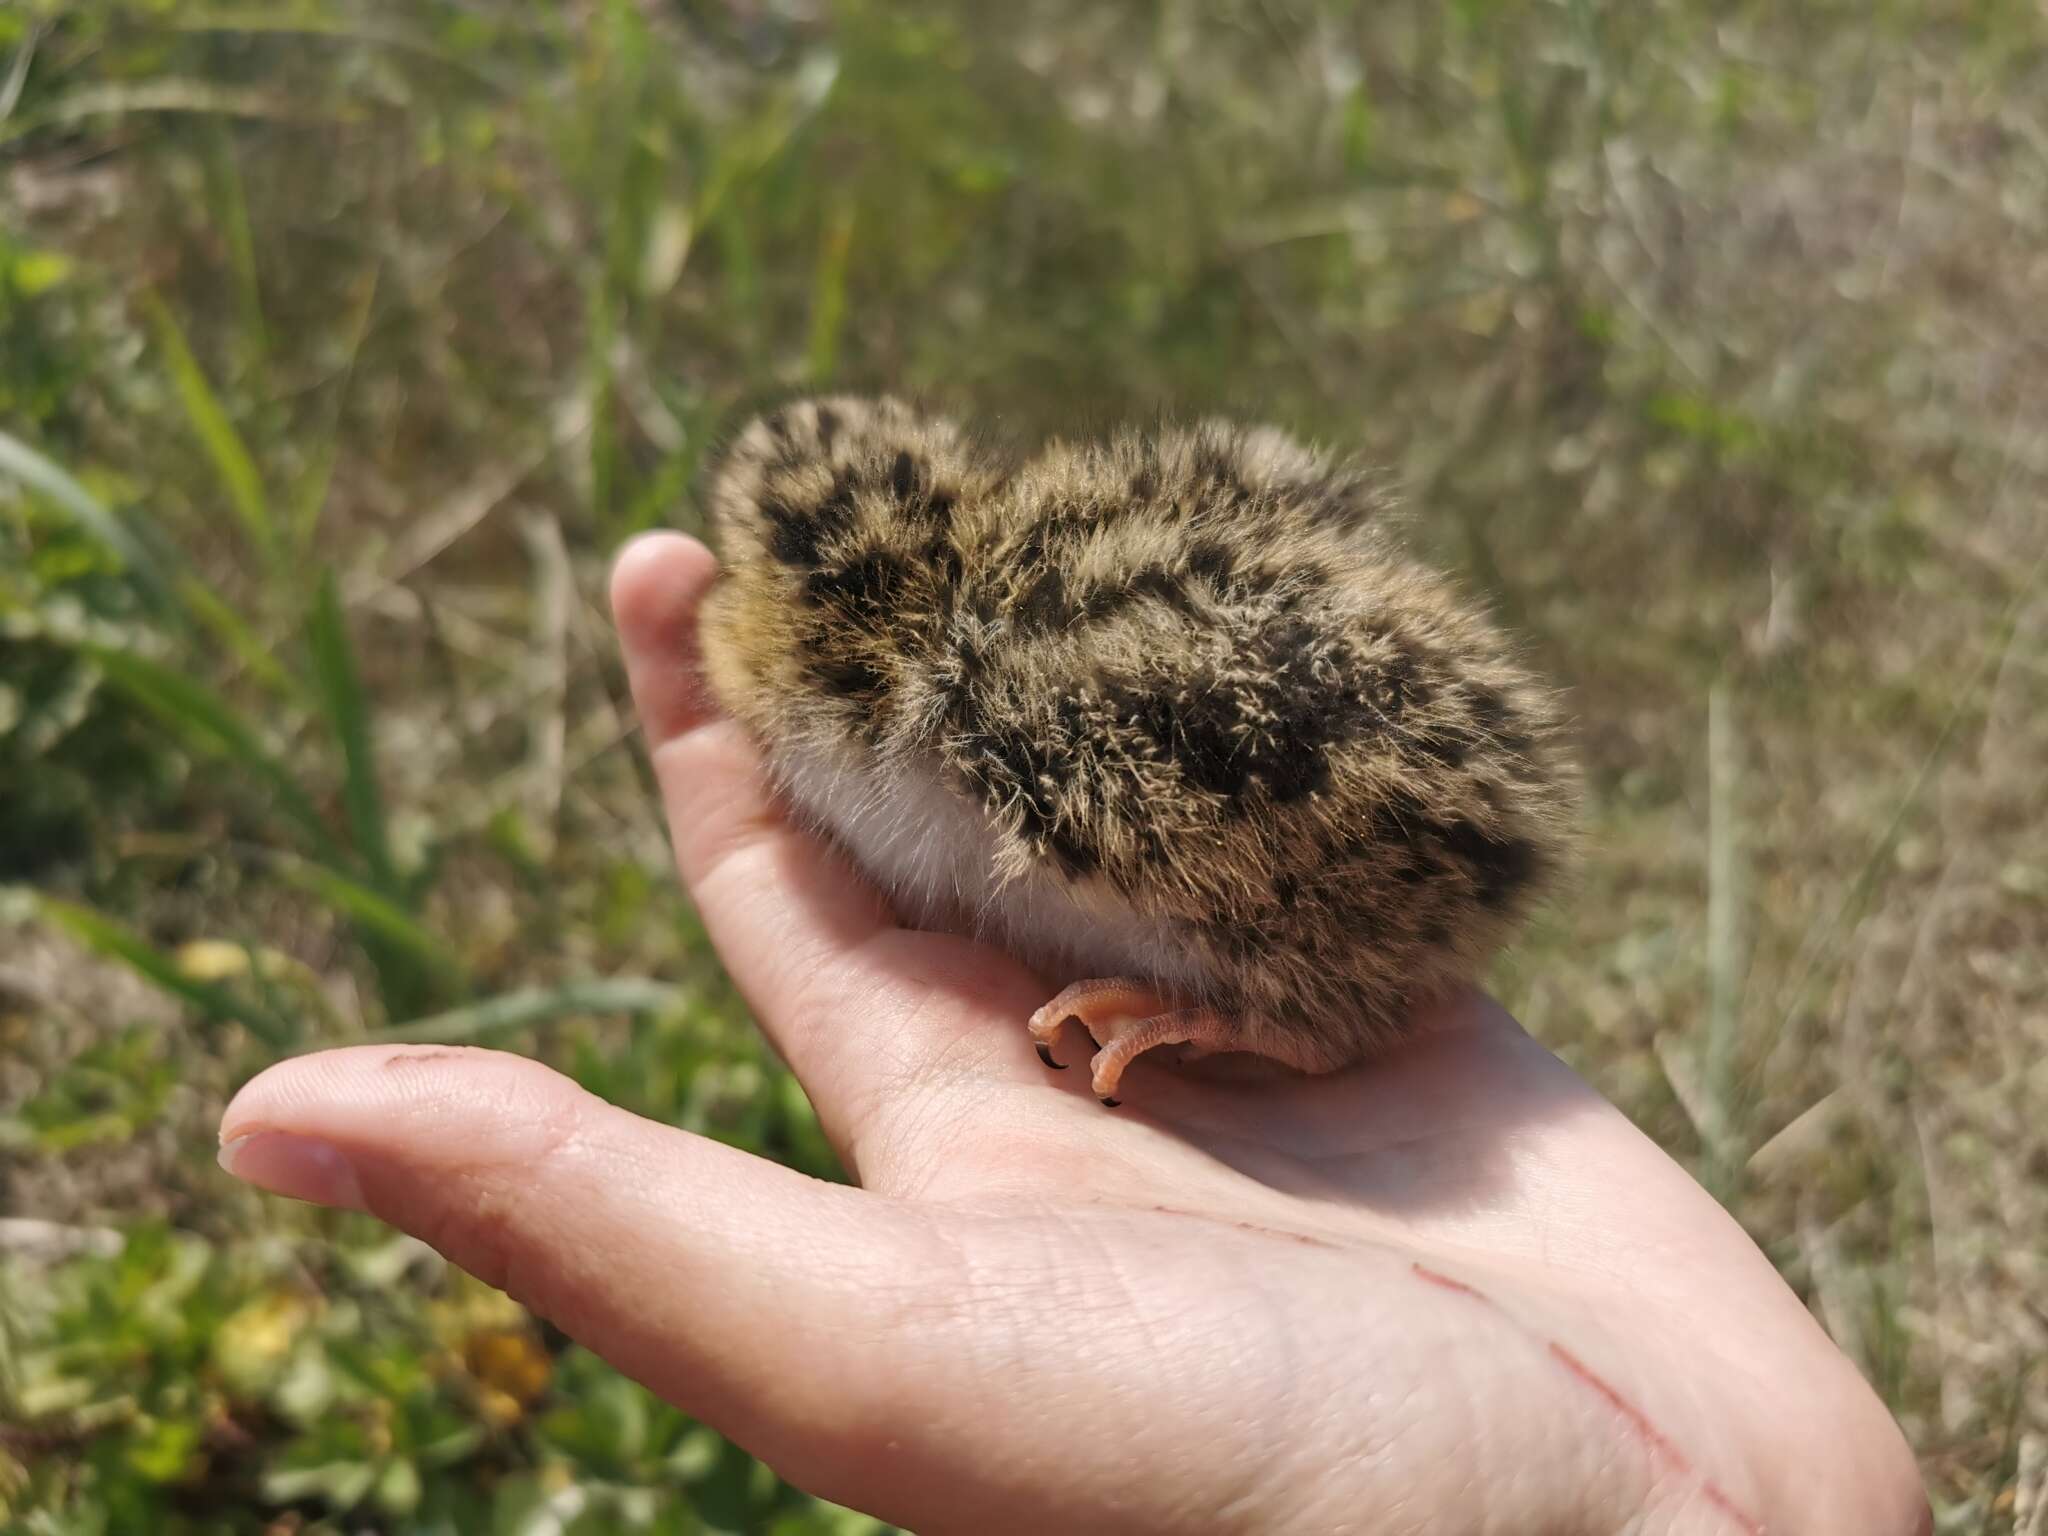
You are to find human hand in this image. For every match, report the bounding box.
[218,532,1928,1535]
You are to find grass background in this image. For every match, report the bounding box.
[1,1,2043,1530]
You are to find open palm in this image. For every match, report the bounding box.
[220,533,1926,1535]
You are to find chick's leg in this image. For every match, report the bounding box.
[1028,979,1241,1106]
[1028,979,1166,1072]
[1083,1009,1240,1105]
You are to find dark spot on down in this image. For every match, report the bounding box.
[921,536,964,587]
[1394,856,1436,885]
[1077,583,1141,623]
[1193,444,1253,504]
[890,450,920,501]
[1366,648,1420,720]
[949,630,986,680]
[1468,684,1536,755]
[966,588,1002,627]
[819,472,858,521]
[1020,562,1194,626]
[1233,565,1288,602]
[805,548,909,624]
[955,693,1109,876]
[1015,567,1071,631]
[1187,540,1235,587]
[1413,725,1474,769]
[869,442,955,528]
[1299,475,1370,530]
[1432,819,1539,909]
[809,655,888,701]
[962,722,1063,843]
[1468,684,1509,730]
[764,497,827,567]
[1126,565,1197,614]
[1367,785,1430,841]
[1105,616,1371,806]
[1045,824,1100,876]
[814,405,840,452]
[760,461,864,567]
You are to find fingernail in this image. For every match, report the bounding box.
[218,1132,366,1211]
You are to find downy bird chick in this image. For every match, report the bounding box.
[698,396,1576,1104]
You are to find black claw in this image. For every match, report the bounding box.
[1099,1096,1121,1108]
[1035,1042,1066,1071]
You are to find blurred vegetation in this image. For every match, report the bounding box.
[1,0,2043,1530]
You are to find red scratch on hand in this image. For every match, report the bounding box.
[1699,1480,1769,1536]
[1411,1262,1494,1304]
[1411,1263,1767,1535]
[1548,1341,1693,1472]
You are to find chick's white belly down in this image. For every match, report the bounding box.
[772,746,1208,997]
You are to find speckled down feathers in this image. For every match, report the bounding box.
[699,395,1577,1069]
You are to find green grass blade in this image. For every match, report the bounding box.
[203,120,268,364]
[144,294,275,566]
[0,80,339,148]
[275,859,465,998]
[31,894,294,1050]
[620,433,711,536]
[353,978,688,1047]
[1702,678,1745,1193]
[291,265,380,554]
[805,198,856,384]
[305,570,399,899]
[82,643,341,866]
[692,56,839,231]
[289,430,342,561]
[175,575,303,700]
[1770,549,2047,1037]
[0,428,173,608]
[583,275,619,531]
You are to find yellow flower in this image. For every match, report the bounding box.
[212,1291,312,1395]
[175,941,253,982]
[464,1328,551,1423]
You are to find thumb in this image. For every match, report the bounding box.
[218,1044,958,1494]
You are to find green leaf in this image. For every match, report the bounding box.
[414,1421,486,1467]
[12,250,73,295]
[124,1413,205,1483]
[261,1456,379,1510]
[81,643,341,866]
[30,894,294,1049]
[276,858,465,997]
[305,571,400,898]
[175,573,303,700]
[537,1371,649,1467]
[374,1456,422,1516]
[619,429,712,538]
[144,294,275,565]
[354,978,688,1047]
[0,428,173,608]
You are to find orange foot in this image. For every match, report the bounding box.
[1027,978,1240,1106]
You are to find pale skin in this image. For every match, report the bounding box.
[218,532,1930,1536]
